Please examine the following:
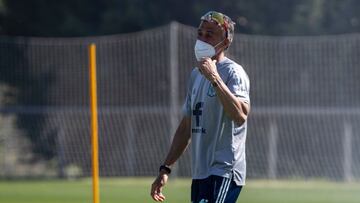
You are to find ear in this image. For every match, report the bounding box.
[223,38,230,50]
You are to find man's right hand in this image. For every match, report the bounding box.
[150,172,169,202]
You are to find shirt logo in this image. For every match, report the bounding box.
[192,102,206,134]
[207,85,216,97]
[193,102,203,127]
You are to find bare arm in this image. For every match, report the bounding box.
[199,58,250,125]
[162,116,191,167]
[212,76,250,125]
[150,116,191,202]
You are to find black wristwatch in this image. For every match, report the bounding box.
[159,165,171,174]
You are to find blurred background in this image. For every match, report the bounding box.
[1,0,360,36]
[0,0,360,203]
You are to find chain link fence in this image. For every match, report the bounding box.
[0,22,360,180]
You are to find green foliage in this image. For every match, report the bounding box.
[0,0,360,36]
[288,0,360,35]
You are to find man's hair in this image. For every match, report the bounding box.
[200,11,235,48]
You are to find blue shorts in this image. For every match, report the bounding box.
[191,175,243,203]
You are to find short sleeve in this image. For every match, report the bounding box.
[182,86,192,116]
[227,67,250,104]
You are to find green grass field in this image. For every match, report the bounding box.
[1,178,360,203]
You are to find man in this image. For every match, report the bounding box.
[151,11,250,203]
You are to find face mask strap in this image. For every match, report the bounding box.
[214,38,225,48]
[212,38,227,56]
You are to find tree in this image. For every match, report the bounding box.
[287,0,360,35]
[0,0,359,36]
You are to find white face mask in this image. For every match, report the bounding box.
[194,39,224,61]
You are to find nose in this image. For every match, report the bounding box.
[197,31,206,41]
[198,37,208,44]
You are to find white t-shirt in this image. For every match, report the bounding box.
[182,57,250,185]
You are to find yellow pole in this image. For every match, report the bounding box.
[89,43,100,203]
